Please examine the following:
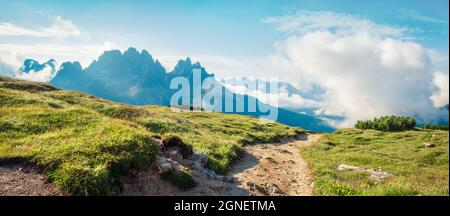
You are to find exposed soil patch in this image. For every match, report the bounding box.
[0,133,320,196]
[122,133,321,196]
[229,133,321,196]
[0,160,61,196]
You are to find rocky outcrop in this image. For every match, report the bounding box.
[337,164,393,181]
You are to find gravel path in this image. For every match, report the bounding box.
[122,133,321,196]
[0,133,320,196]
[228,133,321,196]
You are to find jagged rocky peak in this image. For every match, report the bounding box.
[60,61,83,72]
[173,57,200,74]
[192,61,202,69]
[96,47,158,65]
[170,57,214,80]
[50,61,85,90]
[52,61,83,81]
[141,49,154,62]
[98,49,122,62]
[175,57,192,68]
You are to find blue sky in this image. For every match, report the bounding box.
[0,0,448,60]
[0,0,449,127]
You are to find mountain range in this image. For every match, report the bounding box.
[47,47,334,132]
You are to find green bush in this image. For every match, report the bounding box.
[160,169,196,190]
[423,123,449,131]
[161,134,193,159]
[355,116,416,131]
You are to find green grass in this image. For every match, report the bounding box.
[0,77,301,194]
[138,107,301,174]
[301,128,449,196]
[160,169,197,190]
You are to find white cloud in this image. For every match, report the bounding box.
[40,16,81,38]
[158,11,448,128]
[0,15,113,80]
[16,64,55,82]
[0,22,44,37]
[0,16,81,38]
[0,41,119,69]
[263,10,412,38]
[262,10,448,127]
[400,9,448,24]
[431,72,449,107]
[221,78,323,110]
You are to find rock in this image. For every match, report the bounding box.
[168,150,183,161]
[156,156,166,163]
[337,164,364,171]
[192,153,208,165]
[337,163,393,181]
[369,169,393,181]
[255,184,268,195]
[271,184,282,194]
[423,143,436,148]
[223,176,234,183]
[199,154,208,165]
[278,149,292,154]
[265,157,278,163]
[159,162,173,172]
[245,181,256,191]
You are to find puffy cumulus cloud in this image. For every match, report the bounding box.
[16,64,56,82]
[431,72,449,107]
[264,10,448,127]
[0,15,115,80]
[0,41,119,69]
[0,16,81,38]
[0,40,118,83]
[221,77,324,110]
[40,16,81,38]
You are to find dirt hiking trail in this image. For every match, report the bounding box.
[229,133,321,196]
[122,133,322,196]
[0,133,321,196]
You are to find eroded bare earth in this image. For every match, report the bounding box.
[122,133,321,196]
[0,161,61,196]
[229,133,321,196]
[0,134,319,196]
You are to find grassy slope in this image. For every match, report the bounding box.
[301,128,449,196]
[0,77,301,195]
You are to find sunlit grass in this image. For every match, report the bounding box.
[0,77,301,194]
[301,128,449,196]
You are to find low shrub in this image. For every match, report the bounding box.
[160,169,196,190]
[423,123,449,131]
[355,116,416,131]
[161,134,193,159]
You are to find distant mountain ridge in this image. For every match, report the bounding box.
[47,47,335,132]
